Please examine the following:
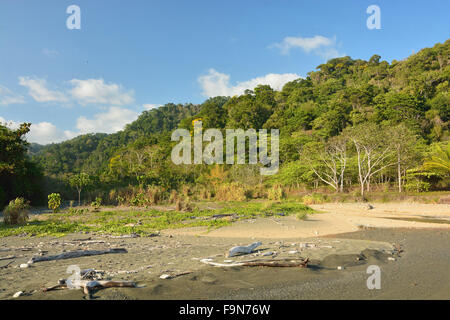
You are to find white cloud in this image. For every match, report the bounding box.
[18,76,67,103]
[42,48,60,58]
[69,79,135,106]
[27,122,76,144]
[0,85,26,106]
[271,35,344,60]
[0,117,20,129]
[76,106,139,134]
[143,104,162,110]
[0,116,76,144]
[1,106,139,144]
[198,69,300,98]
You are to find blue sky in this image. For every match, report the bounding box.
[0,0,449,144]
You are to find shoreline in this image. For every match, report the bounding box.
[1,202,449,300]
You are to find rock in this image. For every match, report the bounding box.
[262,251,274,256]
[365,204,374,210]
[337,266,344,270]
[19,263,29,268]
[288,250,299,254]
[388,257,396,261]
[159,274,172,279]
[13,291,24,298]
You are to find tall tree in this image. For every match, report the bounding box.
[345,124,395,197]
[69,173,91,206]
[301,135,348,193]
[389,124,422,192]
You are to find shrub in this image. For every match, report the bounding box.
[405,178,431,193]
[68,208,88,215]
[91,197,102,212]
[3,197,30,225]
[168,189,179,204]
[302,193,326,205]
[130,192,145,207]
[215,183,249,201]
[116,195,125,206]
[146,185,164,205]
[267,185,286,200]
[175,197,193,212]
[296,212,308,220]
[48,193,61,213]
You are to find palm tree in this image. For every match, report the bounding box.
[422,144,450,176]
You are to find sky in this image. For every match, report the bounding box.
[0,0,449,145]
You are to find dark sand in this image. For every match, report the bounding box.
[3,228,448,300]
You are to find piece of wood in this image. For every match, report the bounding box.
[0,260,14,269]
[241,258,309,268]
[201,258,309,268]
[0,255,15,261]
[227,242,262,257]
[80,280,137,294]
[28,248,127,264]
[43,279,137,295]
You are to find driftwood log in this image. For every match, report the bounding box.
[0,260,14,269]
[0,255,15,261]
[227,242,262,257]
[201,258,309,268]
[28,248,127,264]
[43,279,137,295]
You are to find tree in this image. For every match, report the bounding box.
[345,124,395,197]
[301,135,349,192]
[69,173,91,206]
[422,143,450,176]
[0,122,43,206]
[389,124,421,192]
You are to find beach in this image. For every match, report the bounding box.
[1,202,449,300]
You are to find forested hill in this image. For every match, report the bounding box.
[33,103,202,175]
[33,40,449,182]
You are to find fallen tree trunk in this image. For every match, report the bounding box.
[201,258,309,268]
[0,255,15,261]
[0,260,14,269]
[43,279,137,295]
[29,248,127,264]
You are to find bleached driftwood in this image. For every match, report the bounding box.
[0,255,15,261]
[43,279,137,294]
[28,248,127,264]
[159,271,193,279]
[227,242,262,257]
[201,258,309,268]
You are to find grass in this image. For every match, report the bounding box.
[0,200,314,238]
[287,190,450,204]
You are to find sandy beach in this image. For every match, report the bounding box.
[1,202,449,300]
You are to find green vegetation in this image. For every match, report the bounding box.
[47,193,61,213]
[1,40,449,234]
[0,201,313,237]
[3,197,30,225]
[0,123,43,207]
